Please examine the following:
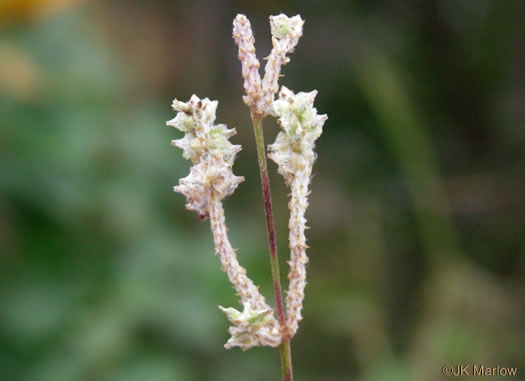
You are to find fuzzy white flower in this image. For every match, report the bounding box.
[168,95,281,349]
[268,86,327,336]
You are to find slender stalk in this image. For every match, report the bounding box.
[280,338,293,381]
[251,112,293,381]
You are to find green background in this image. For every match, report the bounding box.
[1,1,524,380]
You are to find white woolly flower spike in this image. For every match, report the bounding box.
[168,95,281,350]
[232,14,264,114]
[233,14,304,117]
[268,86,327,337]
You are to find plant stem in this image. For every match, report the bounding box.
[280,338,293,381]
[251,112,293,381]
[251,114,286,330]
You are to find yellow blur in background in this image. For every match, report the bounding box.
[0,0,81,22]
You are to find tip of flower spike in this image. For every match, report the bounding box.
[270,14,303,39]
[233,14,253,40]
[234,14,248,24]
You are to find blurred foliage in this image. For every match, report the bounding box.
[1,1,524,380]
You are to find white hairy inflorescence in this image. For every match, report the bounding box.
[168,95,281,350]
[232,14,264,115]
[233,13,304,117]
[268,86,327,336]
[170,13,326,353]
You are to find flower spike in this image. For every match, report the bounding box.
[268,86,327,336]
[168,95,281,349]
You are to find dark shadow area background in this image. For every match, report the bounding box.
[1,1,524,380]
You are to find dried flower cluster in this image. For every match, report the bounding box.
[168,13,326,352]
